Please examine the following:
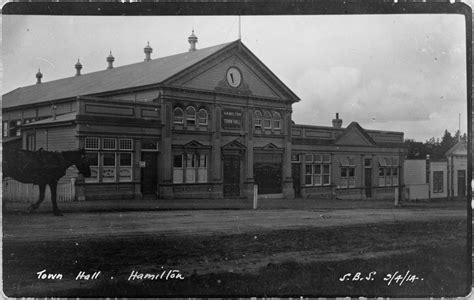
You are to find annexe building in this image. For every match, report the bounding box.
[3,33,405,201]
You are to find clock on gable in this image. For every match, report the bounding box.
[226,67,242,88]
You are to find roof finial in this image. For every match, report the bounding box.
[36,68,43,84]
[75,59,82,76]
[188,29,198,52]
[107,51,115,69]
[144,41,153,61]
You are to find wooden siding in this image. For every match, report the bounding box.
[35,129,47,150]
[47,127,78,151]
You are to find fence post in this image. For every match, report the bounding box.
[253,185,258,209]
[71,178,77,202]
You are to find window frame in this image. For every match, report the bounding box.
[173,107,184,124]
[254,110,263,128]
[197,108,208,126]
[273,112,281,129]
[186,106,196,126]
[263,111,272,129]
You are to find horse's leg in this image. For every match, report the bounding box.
[27,184,46,213]
[50,181,62,216]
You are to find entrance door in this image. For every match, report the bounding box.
[292,163,301,197]
[364,168,372,198]
[223,154,240,197]
[457,169,466,197]
[364,158,372,198]
[141,152,158,195]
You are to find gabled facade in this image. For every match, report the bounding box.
[445,140,468,199]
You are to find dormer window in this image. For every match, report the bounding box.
[263,111,271,129]
[254,110,262,128]
[198,108,208,126]
[186,106,196,126]
[173,107,184,124]
[273,112,281,129]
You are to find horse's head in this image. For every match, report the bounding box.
[74,148,91,178]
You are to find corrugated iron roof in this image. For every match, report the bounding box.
[3,41,234,109]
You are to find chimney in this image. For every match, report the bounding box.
[36,69,43,84]
[107,51,115,69]
[332,113,342,128]
[75,59,82,76]
[144,42,153,61]
[188,30,198,52]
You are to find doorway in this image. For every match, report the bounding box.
[457,169,466,197]
[141,152,158,195]
[292,163,301,197]
[364,158,372,198]
[223,154,241,197]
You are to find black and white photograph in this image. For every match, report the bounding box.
[1,2,471,297]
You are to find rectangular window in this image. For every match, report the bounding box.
[313,154,322,163]
[173,154,184,184]
[291,154,300,162]
[273,119,281,129]
[85,152,99,183]
[197,154,208,183]
[323,164,331,185]
[85,137,100,150]
[392,167,399,186]
[433,171,443,193]
[26,134,36,151]
[119,153,132,182]
[378,167,386,187]
[305,154,313,163]
[102,153,116,182]
[103,138,117,150]
[3,121,8,137]
[185,153,196,183]
[313,164,322,186]
[340,167,355,188]
[119,139,133,151]
[305,165,313,185]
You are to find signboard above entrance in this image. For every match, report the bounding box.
[222,108,242,130]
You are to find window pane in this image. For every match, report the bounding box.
[86,152,99,167]
[305,154,313,163]
[119,153,132,166]
[198,109,208,125]
[341,167,347,177]
[314,164,321,175]
[314,155,322,163]
[85,167,99,183]
[85,137,99,150]
[186,107,196,125]
[173,169,183,184]
[103,153,116,166]
[119,167,132,182]
[313,174,321,186]
[379,167,384,176]
[102,168,116,182]
[103,138,116,150]
[186,154,195,168]
[198,154,207,167]
[322,154,331,163]
[119,139,133,150]
[174,108,183,124]
[305,174,312,185]
[323,175,330,185]
[349,167,355,177]
[323,164,330,174]
[305,165,313,175]
[173,155,183,168]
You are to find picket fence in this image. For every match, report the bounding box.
[2,178,76,203]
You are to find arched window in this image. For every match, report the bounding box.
[254,110,262,128]
[173,107,184,124]
[198,108,208,126]
[273,112,281,129]
[263,111,272,129]
[186,106,196,126]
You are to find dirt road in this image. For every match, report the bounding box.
[3,207,466,243]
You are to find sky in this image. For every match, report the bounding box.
[1,12,469,142]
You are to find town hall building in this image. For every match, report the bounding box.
[2,32,405,202]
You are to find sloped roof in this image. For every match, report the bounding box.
[3,41,234,109]
[22,111,77,127]
[334,122,377,146]
[445,140,467,157]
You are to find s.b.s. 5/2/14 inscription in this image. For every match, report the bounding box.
[339,271,424,286]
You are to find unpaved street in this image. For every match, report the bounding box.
[3,207,466,243]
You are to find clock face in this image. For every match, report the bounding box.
[226,67,242,88]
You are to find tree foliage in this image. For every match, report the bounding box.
[404,129,465,160]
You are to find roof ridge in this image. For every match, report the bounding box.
[5,41,236,94]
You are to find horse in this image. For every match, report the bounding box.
[3,148,91,216]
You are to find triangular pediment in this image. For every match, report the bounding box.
[261,143,280,151]
[166,41,300,102]
[335,122,376,147]
[222,139,246,150]
[445,141,467,157]
[183,140,207,149]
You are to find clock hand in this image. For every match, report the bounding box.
[230,73,234,83]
